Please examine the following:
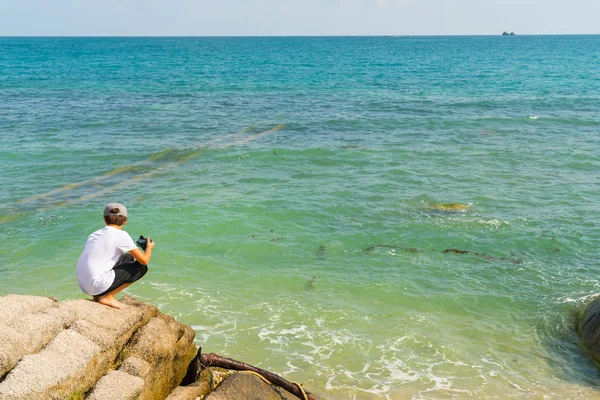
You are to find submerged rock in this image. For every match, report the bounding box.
[305,276,318,290]
[431,203,471,211]
[316,245,326,260]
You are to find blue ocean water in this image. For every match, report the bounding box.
[1,36,600,399]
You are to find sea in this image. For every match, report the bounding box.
[1,35,600,399]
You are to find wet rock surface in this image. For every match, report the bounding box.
[578,295,600,359]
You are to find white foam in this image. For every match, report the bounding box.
[282,361,301,375]
[138,284,545,399]
[559,293,598,304]
[280,325,307,336]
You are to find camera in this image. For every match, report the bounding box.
[136,235,153,251]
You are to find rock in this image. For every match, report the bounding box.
[86,371,144,400]
[0,329,102,400]
[204,372,298,400]
[0,294,58,325]
[0,294,196,400]
[121,312,197,400]
[120,356,153,379]
[165,382,211,400]
[0,324,25,379]
[433,203,471,211]
[578,295,600,358]
[0,295,68,377]
[0,294,312,400]
[199,367,232,391]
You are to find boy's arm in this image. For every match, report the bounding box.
[130,238,155,265]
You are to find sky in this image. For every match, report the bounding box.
[0,0,598,36]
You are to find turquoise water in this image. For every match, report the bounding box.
[1,36,600,399]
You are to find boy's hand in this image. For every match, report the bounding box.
[146,237,155,251]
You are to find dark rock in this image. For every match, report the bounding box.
[578,295,600,359]
[204,372,297,400]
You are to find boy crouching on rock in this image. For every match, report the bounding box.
[76,203,154,309]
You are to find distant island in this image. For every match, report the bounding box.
[502,32,516,36]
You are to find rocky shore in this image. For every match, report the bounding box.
[5,292,600,399]
[0,294,313,400]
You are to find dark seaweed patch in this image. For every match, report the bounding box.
[305,276,317,290]
[443,249,523,265]
[363,244,422,253]
[364,245,523,264]
[316,245,326,260]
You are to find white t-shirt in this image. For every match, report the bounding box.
[76,226,137,296]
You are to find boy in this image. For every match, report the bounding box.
[76,203,155,309]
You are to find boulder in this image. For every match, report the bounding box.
[122,314,197,400]
[0,295,67,377]
[578,295,600,359]
[0,294,58,325]
[0,295,196,400]
[204,372,298,400]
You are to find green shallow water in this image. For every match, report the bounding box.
[1,36,600,399]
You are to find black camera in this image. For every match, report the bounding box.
[136,235,153,251]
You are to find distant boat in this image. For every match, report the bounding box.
[502,31,516,36]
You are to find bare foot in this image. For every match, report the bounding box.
[97,296,123,309]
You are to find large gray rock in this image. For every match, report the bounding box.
[123,313,197,400]
[0,295,196,400]
[0,324,24,378]
[0,295,68,377]
[0,295,58,325]
[0,329,101,399]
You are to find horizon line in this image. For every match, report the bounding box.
[1,33,599,38]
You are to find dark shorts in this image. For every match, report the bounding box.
[96,253,148,296]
